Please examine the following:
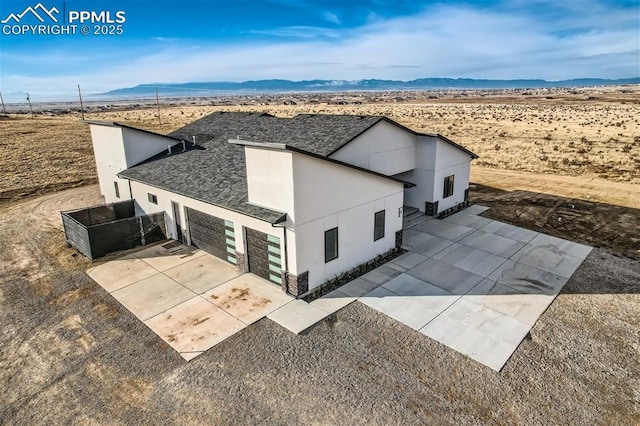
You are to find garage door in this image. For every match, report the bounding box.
[245,228,282,285]
[186,208,237,265]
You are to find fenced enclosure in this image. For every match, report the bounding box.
[61,200,166,260]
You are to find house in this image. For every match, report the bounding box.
[86,112,478,297]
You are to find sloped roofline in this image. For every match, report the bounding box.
[324,116,479,160]
[229,138,416,188]
[84,120,185,142]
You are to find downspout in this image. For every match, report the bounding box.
[272,215,291,297]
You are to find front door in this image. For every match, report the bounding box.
[171,201,183,242]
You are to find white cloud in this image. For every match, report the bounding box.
[1,1,638,97]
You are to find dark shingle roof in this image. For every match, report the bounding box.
[118,112,388,222]
[117,111,476,222]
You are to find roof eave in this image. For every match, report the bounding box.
[230,138,415,188]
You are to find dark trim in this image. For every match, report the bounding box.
[325,116,479,160]
[116,176,286,225]
[374,210,385,241]
[230,139,415,188]
[84,120,184,142]
[148,193,158,204]
[324,227,338,263]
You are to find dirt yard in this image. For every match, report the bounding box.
[1,88,639,423]
[1,86,639,205]
[0,185,638,424]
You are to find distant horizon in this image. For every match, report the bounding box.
[1,0,638,101]
[2,76,639,105]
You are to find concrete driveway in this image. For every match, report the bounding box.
[340,205,592,371]
[87,242,293,360]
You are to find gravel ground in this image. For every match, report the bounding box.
[0,187,638,425]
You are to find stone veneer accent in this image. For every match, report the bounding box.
[425,201,439,217]
[395,230,403,249]
[235,251,247,272]
[284,271,309,297]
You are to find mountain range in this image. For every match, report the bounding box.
[99,77,640,98]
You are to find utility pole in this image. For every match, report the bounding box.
[77,84,85,120]
[26,92,34,118]
[155,86,161,125]
[0,91,7,116]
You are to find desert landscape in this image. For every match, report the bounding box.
[1,86,639,424]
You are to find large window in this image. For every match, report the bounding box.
[324,227,338,263]
[374,210,385,241]
[114,181,120,198]
[443,175,455,198]
[148,193,158,204]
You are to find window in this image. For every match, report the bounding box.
[374,210,385,241]
[148,193,158,204]
[324,227,338,263]
[443,175,455,198]
[114,181,120,198]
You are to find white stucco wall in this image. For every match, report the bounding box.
[129,180,294,274]
[89,124,178,204]
[244,146,295,220]
[329,120,416,176]
[90,125,130,203]
[432,139,472,212]
[395,136,471,213]
[291,153,404,290]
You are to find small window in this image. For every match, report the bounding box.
[443,175,455,198]
[374,210,385,241]
[148,193,158,204]
[324,227,338,263]
[114,181,120,198]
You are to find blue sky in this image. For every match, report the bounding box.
[0,0,638,99]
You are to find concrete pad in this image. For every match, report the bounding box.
[460,205,491,216]
[310,290,357,315]
[433,244,508,278]
[339,276,385,298]
[144,296,245,356]
[528,234,593,260]
[420,315,516,371]
[411,234,456,258]
[87,256,160,292]
[165,255,243,294]
[510,244,584,278]
[401,228,434,250]
[112,274,196,321]
[443,213,493,229]
[442,298,531,346]
[360,265,402,286]
[488,260,569,295]
[134,244,206,272]
[479,221,539,243]
[414,219,476,241]
[407,258,484,295]
[385,298,440,331]
[382,274,460,313]
[466,279,556,326]
[267,300,330,334]
[459,230,526,258]
[181,351,204,361]
[204,274,293,325]
[389,252,428,271]
[359,285,402,309]
[361,288,440,330]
